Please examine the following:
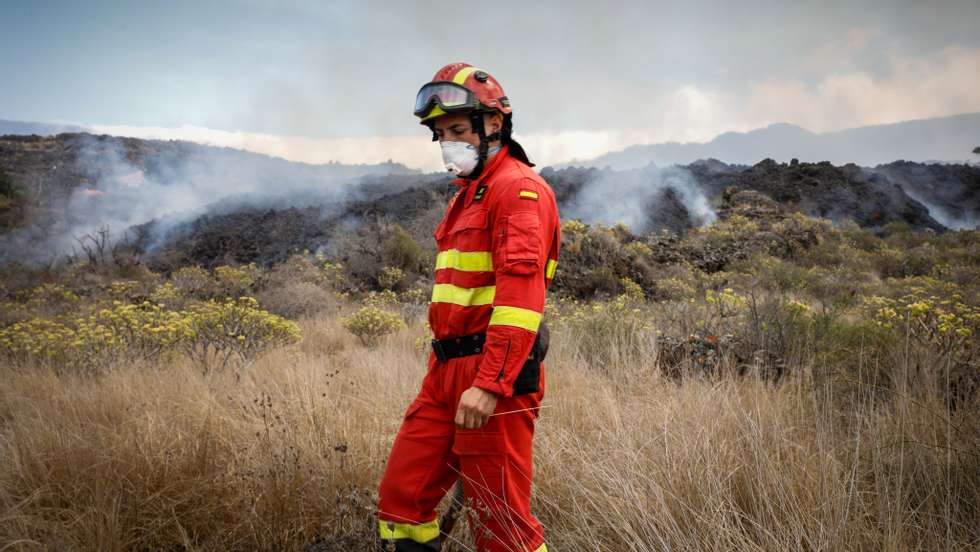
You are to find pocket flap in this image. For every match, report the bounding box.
[456,209,489,231]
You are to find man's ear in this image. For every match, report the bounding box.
[486,113,503,134]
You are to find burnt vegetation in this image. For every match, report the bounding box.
[0,132,979,550]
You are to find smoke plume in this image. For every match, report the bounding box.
[563,165,716,233]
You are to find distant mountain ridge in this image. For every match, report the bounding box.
[0,119,89,136]
[566,113,980,169]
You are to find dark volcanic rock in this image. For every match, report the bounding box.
[648,186,694,235]
[1,132,975,271]
[142,206,333,270]
[872,161,980,229]
[695,158,944,231]
[716,187,784,222]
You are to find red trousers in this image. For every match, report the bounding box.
[378,351,546,552]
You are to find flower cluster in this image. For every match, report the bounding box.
[341,305,406,347]
[705,288,747,313]
[182,296,301,371]
[865,284,979,355]
[0,300,188,371]
[214,264,260,297]
[377,266,405,290]
[784,299,812,315]
[560,219,588,236]
[0,296,300,374]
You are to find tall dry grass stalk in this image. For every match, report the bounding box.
[1,313,977,551]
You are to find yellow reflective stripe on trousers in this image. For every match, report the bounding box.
[488,305,542,332]
[534,544,548,552]
[431,283,496,306]
[435,249,493,272]
[378,519,440,543]
[545,259,558,278]
[452,66,480,84]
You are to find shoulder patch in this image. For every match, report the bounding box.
[518,189,538,200]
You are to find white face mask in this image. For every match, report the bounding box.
[441,141,479,177]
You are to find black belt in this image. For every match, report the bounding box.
[431,333,486,363]
[430,328,548,364]
[431,324,550,396]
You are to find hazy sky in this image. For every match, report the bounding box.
[2,0,979,168]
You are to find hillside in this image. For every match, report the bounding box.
[1,132,978,271]
[571,113,980,169]
[0,119,89,136]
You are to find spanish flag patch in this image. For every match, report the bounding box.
[518,189,539,200]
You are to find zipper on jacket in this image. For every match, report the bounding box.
[496,340,511,381]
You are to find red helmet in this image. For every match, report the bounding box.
[414,63,512,123]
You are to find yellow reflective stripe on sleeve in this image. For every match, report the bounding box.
[452,66,480,84]
[533,544,548,552]
[435,249,494,272]
[519,189,539,199]
[378,518,440,543]
[431,284,496,306]
[546,259,558,278]
[489,305,542,332]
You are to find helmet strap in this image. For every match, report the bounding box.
[467,111,488,180]
[466,111,505,180]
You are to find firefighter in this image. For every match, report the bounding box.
[376,63,560,552]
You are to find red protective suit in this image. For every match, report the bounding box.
[378,144,560,552]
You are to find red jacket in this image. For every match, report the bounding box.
[429,144,561,397]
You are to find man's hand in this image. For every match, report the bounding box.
[455,386,498,429]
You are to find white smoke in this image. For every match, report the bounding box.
[564,165,716,233]
[0,135,418,265]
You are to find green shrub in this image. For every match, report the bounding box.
[382,224,423,271]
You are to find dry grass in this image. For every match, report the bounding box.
[1,312,978,551]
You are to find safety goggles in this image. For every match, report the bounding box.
[414,82,479,118]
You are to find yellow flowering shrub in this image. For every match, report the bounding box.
[378,266,405,290]
[105,280,142,301]
[0,300,190,372]
[149,282,181,306]
[865,288,979,351]
[784,299,812,316]
[183,297,301,372]
[619,277,645,301]
[561,219,588,236]
[399,288,427,305]
[551,295,653,369]
[319,260,348,289]
[213,264,261,298]
[624,241,653,259]
[656,277,696,301]
[364,289,399,308]
[705,288,747,317]
[0,297,300,374]
[341,305,405,347]
[10,283,81,319]
[171,266,210,297]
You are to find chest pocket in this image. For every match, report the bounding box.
[496,210,541,275]
[435,208,490,251]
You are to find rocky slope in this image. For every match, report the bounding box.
[1,132,977,270]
